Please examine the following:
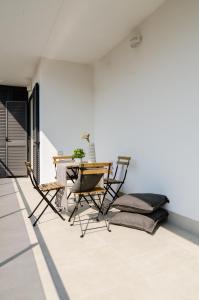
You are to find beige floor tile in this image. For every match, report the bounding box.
[2,177,198,300]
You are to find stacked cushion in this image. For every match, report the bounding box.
[112,193,169,214]
[110,208,168,234]
[110,193,169,234]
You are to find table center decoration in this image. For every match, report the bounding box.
[72,148,85,163]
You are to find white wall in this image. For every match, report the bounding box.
[94,0,199,221]
[35,58,94,183]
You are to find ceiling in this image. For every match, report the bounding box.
[0,0,165,86]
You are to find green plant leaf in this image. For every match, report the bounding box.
[72,148,85,158]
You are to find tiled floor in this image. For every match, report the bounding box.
[0,177,199,300]
[0,178,45,300]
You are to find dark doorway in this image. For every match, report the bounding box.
[28,83,40,183]
[0,85,28,177]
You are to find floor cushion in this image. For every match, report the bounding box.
[112,193,169,214]
[109,208,169,234]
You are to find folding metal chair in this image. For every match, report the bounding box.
[25,162,65,226]
[53,155,78,183]
[104,156,131,210]
[68,162,112,237]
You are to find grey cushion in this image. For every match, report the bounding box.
[110,208,169,234]
[71,173,103,193]
[112,193,169,214]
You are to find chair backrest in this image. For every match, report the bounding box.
[53,155,73,166]
[113,156,131,182]
[117,156,131,165]
[71,162,112,193]
[53,155,77,180]
[25,161,39,189]
[79,162,112,176]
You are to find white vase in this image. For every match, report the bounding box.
[74,158,82,164]
[88,143,96,163]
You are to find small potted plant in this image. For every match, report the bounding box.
[72,148,85,163]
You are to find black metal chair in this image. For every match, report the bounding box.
[25,162,65,226]
[68,162,112,237]
[104,156,131,211]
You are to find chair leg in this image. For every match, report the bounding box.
[89,194,102,214]
[108,188,115,198]
[70,194,112,238]
[28,198,44,218]
[78,212,86,238]
[112,183,124,200]
[105,184,116,199]
[67,192,71,199]
[33,189,65,226]
[102,184,122,216]
[28,191,50,218]
[76,197,89,238]
[44,190,65,220]
[70,206,78,226]
[82,196,91,207]
[68,205,77,222]
[67,168,78,183]
[96,194,102,210]
[105,183,123,202]
[33,197,54,226]
[108,185,117,197]
[95,196,112,233]
[68,195,82,222]
[95,192,107,221]
[106,219,111,232]
[69,196,94,238]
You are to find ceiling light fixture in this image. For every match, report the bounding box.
[130,33,143,48]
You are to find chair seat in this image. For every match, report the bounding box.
[39,182,65,192]
[104,178,122,184]
[74,187,105,196]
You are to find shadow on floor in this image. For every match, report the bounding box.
[0,243,38,267]
[15,178,70,300]
[0,191,18,198]
[0,208,25,220]
[0,182,14,186]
